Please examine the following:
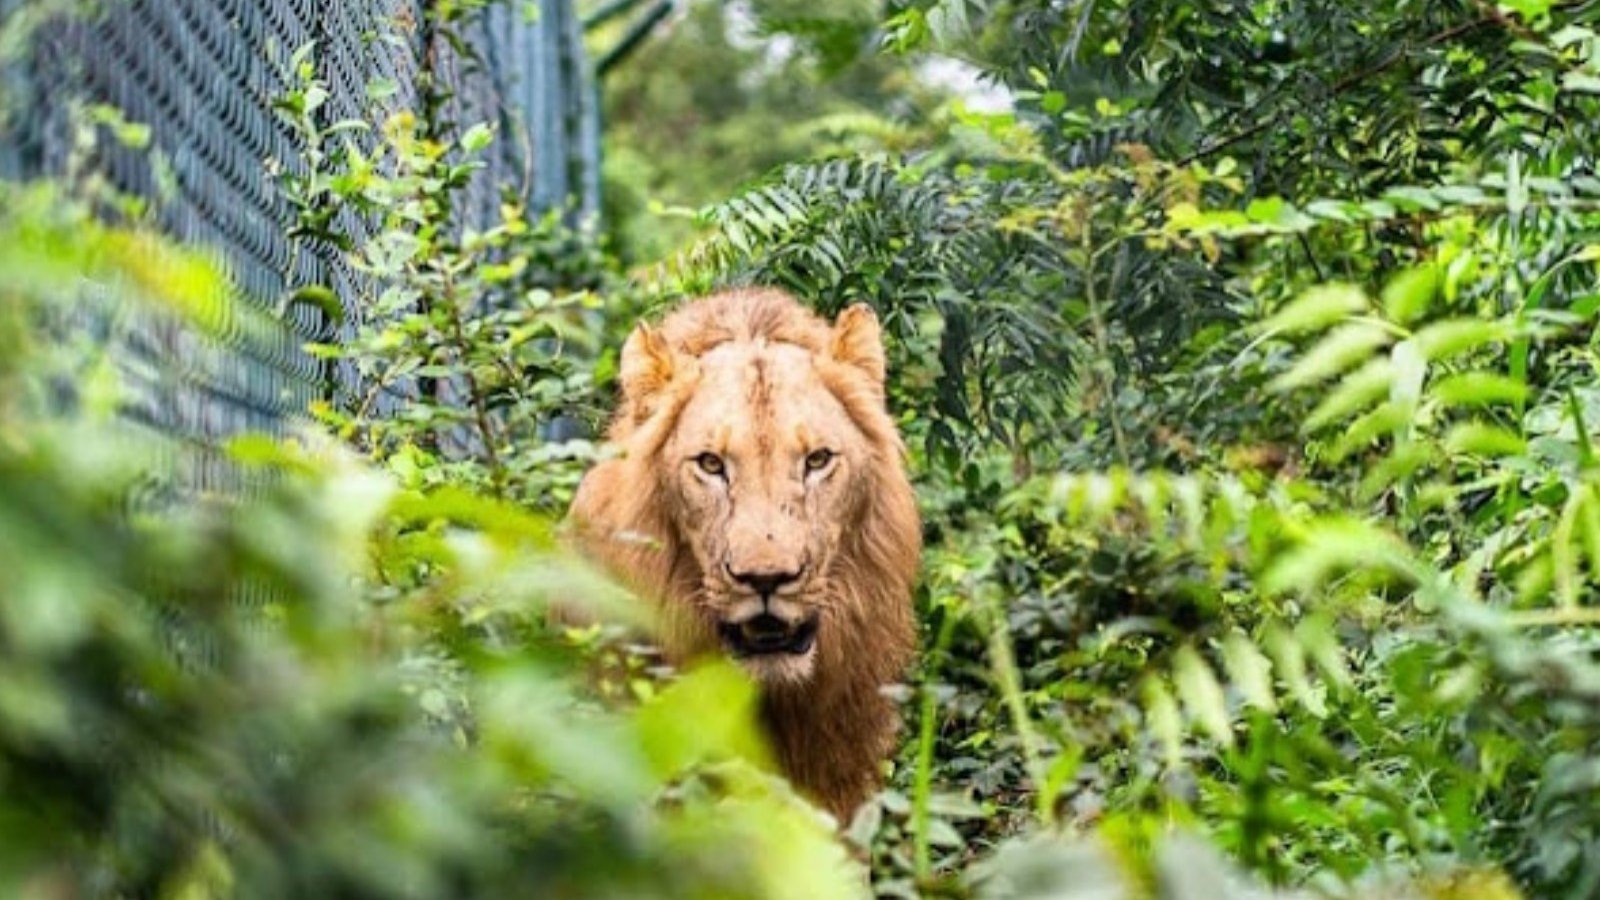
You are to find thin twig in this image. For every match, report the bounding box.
[1505,608,1600,628]
[1296,232,1325,282]
[1083,230,1131,467]
[442,270,506,495]
[1178,14,1500,167]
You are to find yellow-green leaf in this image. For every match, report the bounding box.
[1389,338,1427,412]
[1578,485,1600,576]
[1142,676,1184,768]
[1262,518,1408,595]
[1330,401,1410,460]
[1554,490,1581,607]
[1412,318,1511,361]
[1357,443,1434,501]
[1257,283,1369,336]
[1173,645,1233,747]
[1305,359,1395,431]
[1296,616,1352,692]
[1271,322,1392,392]
[634,662,768,780]
[1431,372,1529,408]
[1381,265,1440,324]
[1263,624,1327,718]
[1220,631,1277,713]
[283,284,345,324]
[460,121,496,153]
[1444,422,1527,457]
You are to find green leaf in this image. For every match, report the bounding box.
[1142,676,1185,768]
[1389,338,1426,412]
[1555,490,1581,607]
[1173,645,1233,747]
[927,818,964,848]
[1256,284,1368,336]
[225,434,316,471]
[1430,372,1529,408]
[302,84,329,116]
[1412,318,1511,361]
[387,486,554,547]
[1569,388,1595,468]
[1506,153,1528,216]
[1263,625,1327,718]
[1220,631,1277,713]
[1270,322,1391,392]
[1305,359,1395,431]
[1245,196,1286,222]
[1357,443,1434,501]
[1330,401,1410,460]
[1381,185,1442,212]
[1499,0,1551,18]
[1444,422,1527,457]
[1550,24,1596,47]
[289,40,317,72]
[460,122,496,153]
[366,77,400,101]
[634,663,766,780]
[478,672,652,804]
[282,284,345,324]
[89,105,152,150]
[1296,616,1352,692]
[1382,265,1439,324]
[1039,746,1084,817]
[1263,518,1409,595]
[1358,199,1397,220]
[1576,485,1600,576]
[1561,71,1600,95]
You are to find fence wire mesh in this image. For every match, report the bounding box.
[1,0,600,493]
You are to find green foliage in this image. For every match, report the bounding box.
[13,0,1600,896]
[633,1,1600,898]
[0,3,852,897]
[0,176,868,899]
[273,41,631,511]
[674,128,1243,465]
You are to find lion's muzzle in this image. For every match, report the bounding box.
[718,611,820,657]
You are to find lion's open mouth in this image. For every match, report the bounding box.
[718,613,820,657]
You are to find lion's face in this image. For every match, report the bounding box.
[661,340,874,683]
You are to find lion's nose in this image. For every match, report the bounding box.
[726,563,803,598]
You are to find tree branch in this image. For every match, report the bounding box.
[1178,14,1500,167]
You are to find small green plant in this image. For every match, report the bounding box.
[272,39,626,511]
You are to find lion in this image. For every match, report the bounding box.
[567,287,921,822]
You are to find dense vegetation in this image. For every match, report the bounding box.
[5,0,1600,897]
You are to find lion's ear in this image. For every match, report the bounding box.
[828,303,886,386]
[620,322,678,407]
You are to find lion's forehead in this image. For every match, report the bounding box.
[676,341,856,453]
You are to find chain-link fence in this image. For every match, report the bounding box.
[0,0,600,492]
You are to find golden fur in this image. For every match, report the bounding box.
[568,288,920,821]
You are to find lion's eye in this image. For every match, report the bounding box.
[804,449,835,473]
[694,452,726,477]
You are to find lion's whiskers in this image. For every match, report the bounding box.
[692,583,843,613]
